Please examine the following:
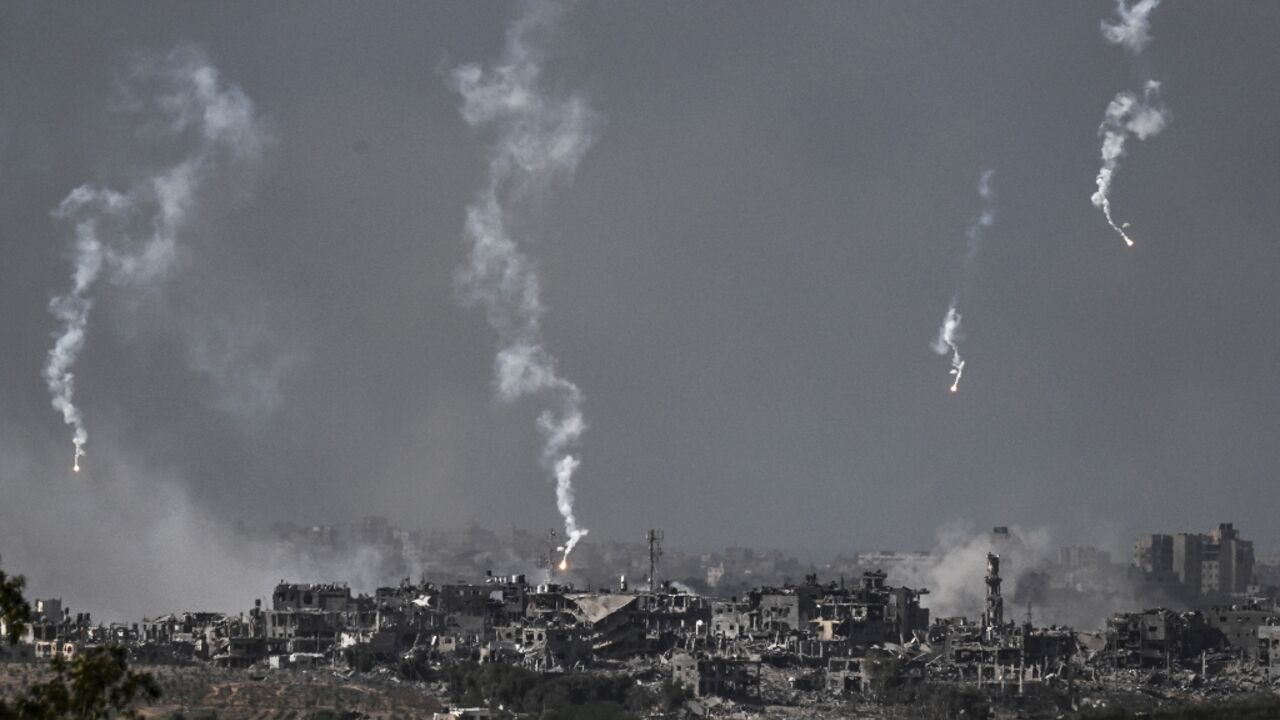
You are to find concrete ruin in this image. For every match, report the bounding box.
[3,522,1278,715]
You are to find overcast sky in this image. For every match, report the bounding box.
[2,1,1279,615]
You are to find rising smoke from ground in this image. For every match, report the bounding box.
[43,46,267,471]
[0,426,280,621]
[0,423,446,622]
[884,522,1049,620]
[449,0,603,566]
[881,522,1185,631]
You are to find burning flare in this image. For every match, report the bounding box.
[43,46,264,472]
[931,170,993,393]
[1091,81,1168,248]
[1092,1,1168,248]
[450,0,600,566]
[933,307,965,393]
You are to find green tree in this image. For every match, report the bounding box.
[0,557,32,644]
[0,646,160,720]
[540,702,637,720]
[0,557,160,719]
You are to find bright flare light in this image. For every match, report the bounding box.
[558,560,568,571]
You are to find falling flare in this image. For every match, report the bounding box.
[949,357,965,393]
[1095,187,1137,247]
[43,47,265,471]
[932,302,966,393]
[451,0,598,562]
[558,559,568,572]
[931,170,993,394]
[1092,0,1169,250]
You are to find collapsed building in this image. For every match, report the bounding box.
[4,525,1278,712]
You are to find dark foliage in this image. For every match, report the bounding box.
[1082,696,1280,719]
[0,645,161,719]
[881,684,991,719]
[0,560,32,645]
[444,662,659,715]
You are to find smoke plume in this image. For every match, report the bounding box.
[885,523,1050,620]
[931,170,994,393]
[1101,0,1162,55]
[1091,81,1169,247]
[1092,0,1168,247]
[450,0,602,566]
[881,522,1183,631]
[43,46,266,471]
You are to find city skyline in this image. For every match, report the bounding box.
[2,1,1279,620]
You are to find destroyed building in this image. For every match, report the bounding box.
[4,524,1279,715]
[672,650,761,699]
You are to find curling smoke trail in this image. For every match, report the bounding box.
[451,0,602,567]
[1091,81,1168,247]
[1092,0,1168,247]
[44,47,265,472]
[933,307,964,393]
[932,170,994,393]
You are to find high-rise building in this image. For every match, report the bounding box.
[1134,534,1174,575]
[1134,524,1255,596]
[1171,533,1204,591]
[1207,523,1254,594]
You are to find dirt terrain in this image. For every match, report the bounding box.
[0,663,444,720]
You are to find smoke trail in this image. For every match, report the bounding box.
[1101,0,1162,55]
[451,0,602,567]
[931,170,994,393]
[1091,81,1168,247]
[932,307,965,393]
[1092,0,1168,248]
[44,46,265,471]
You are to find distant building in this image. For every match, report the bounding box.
[1206,523,1254,594]
[1134,534,1174,576]
[1206,605,1276,658]
[1133,524,1254,597]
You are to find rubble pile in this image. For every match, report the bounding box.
[3,529,1279,717]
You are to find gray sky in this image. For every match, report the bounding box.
[2,1,1279,615]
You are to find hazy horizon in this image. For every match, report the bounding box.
[3,1,1279,620]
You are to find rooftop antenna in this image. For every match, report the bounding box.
[646,529,664,592]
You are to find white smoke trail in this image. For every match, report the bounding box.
[932,307,965,393]
[932,170,994,393]
[44,46,265,472]
[1101,0,1162,55]
[1091,81,1169,247]
[451,0,602,567]
[1092,0,1168,248]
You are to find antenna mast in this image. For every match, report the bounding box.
[646,529,664,591]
